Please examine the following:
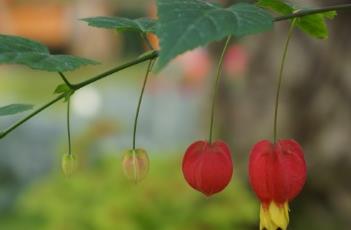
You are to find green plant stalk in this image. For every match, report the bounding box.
[72,50,158,90]
[208,36,231,144]
[58,72,73,89]
[273,19,297,143]
[67,98,72,155]
[1,3,351,140]
[274,3,351,21]
[132,59,154,150]
[0,51,158,139]
[0,94,64,139]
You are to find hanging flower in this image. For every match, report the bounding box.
[182,140,233,196]
[249,139,307,230]
[61,153,77,177]
[122,149,149,183]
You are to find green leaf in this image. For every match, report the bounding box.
[0,34,99,72]
[257,0,336,39]
[81,17,157,33]
[297,13,335,39]
[156,0,273,71]
[54,84,71,94]
[54,84,74,102]
[257,0,294,15]
[0,104,33,116]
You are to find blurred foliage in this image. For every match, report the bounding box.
[0,155,258,230]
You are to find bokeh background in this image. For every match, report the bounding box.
[1,0,351,229]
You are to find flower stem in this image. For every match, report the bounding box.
[132,59,155,150]
[273,19,297,143]
[208,36,231,144]
[2,3,351,140]
[67,98,72,155]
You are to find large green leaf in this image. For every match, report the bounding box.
[156,0,273,71]
[257,0,337,39]
[0,104,33,116]
[81,17,157,33]
[0,35,99,72]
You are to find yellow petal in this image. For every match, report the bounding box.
[259,202,289,230]
[260,204,278,230]
[269,202,289,230]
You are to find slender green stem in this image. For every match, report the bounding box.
[132,59,155,149]
[73,50,158,90]
[274,3,351,21]
[1,3,351,140]
[0,51,158,139]
[67,98,72,155]
[0,94,65,139]
[208,36,231,144]
[58,72,73,89]
[273,19,297,143]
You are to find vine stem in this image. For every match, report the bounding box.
[209,36,231,144]
[72,51,158,90]
[67,98,72,155]
[132,59,155,150]
[273,19,297,143]
[274,3,351,21]
[1,3,351,140]
[0,51,158,139]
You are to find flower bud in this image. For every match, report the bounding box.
[122,149,149,183]
[61,153,77,177]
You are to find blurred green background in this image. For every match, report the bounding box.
[1,0,351,229]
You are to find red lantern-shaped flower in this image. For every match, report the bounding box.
[182,140,233,196]
[249,139,307,230]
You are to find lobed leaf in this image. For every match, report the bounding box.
[0,104,33,116]
[0,34,99,72]
[156,0,273,71]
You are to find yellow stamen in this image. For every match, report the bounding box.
[260,202,289,230]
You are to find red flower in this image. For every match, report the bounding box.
[182,140,233,196]
[249,139,307,230]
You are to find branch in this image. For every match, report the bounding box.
[72,50,158,90]
[1,3,351,139]
[0,50,159,139]
[274,3,351,21]
[0,94,65,139]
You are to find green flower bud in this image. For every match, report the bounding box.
[61,153,77,177]
[122,149,149,183]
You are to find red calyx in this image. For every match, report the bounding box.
[182,140,233,196]
[248,139,307,205]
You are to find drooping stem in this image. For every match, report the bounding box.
[2,3,351,141]
[67,98,72,155]
[208,36,231,144]
[132,59,155,150]
[273,19,297,143]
